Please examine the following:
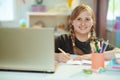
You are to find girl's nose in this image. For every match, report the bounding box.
[81,21,85,26]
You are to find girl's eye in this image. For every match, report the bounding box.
[77,18,81,20]
[86,18,90,21]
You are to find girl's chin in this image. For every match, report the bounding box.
[79,30,88,33]
[78,32,88,35]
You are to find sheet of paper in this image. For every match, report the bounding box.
[66,59,82,65]
[66,54,110,65]
[66,54,92,65]
[66,59,91,65]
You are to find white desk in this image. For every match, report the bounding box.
[0,63,120,80]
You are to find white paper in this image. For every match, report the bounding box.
[66,59,82,65]
[66,59,92,65]
[66,54,110,65]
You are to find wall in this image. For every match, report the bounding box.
[1,0,33,27]
[1,0,93,28]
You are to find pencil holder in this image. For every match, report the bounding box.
[92,52,105,70]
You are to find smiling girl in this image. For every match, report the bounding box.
[55,4,120,62]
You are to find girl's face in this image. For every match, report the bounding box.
[72,11,93,35]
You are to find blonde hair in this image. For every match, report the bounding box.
[69,4,96,54]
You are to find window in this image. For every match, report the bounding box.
[107,0,120,29]
[107,0,120,20]
[0,0,14,21]
[107,0,120,48]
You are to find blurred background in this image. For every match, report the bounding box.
[0,0,120,48]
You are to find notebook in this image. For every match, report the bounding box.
[106,58,120,71]
[0,28,55,73]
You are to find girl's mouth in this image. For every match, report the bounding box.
[79,26,87,30]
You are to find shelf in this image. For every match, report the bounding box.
[27,12,70,16]
[27,12,69,28]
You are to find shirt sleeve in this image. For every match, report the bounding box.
[105,43,115,51]
[55,34,73,54]
[55,36,62,53]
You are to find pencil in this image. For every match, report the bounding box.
[103,40,109,52]
[58,48,71,60]
[58,48,67,55]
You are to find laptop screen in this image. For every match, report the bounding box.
[0,28,55,73]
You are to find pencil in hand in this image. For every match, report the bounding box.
[58,48,66,55]
[58,48,71,62]
[58,48,71,57]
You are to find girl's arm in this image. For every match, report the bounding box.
[73,48,120,60]
[104,48,120,60]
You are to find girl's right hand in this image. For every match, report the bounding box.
[55,53,71,63]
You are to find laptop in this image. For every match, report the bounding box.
[0,28,55,73]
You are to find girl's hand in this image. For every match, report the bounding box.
[55,53,71,63]
[116,58,120,64]
[73,54,92,60]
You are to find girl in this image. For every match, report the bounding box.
[55,4,120,62]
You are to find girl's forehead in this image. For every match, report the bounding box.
[77,11,91,17]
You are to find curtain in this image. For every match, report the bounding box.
[93,0,108,40]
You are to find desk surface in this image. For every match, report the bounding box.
[0,63,120,80]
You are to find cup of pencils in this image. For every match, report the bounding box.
[92,52,104,70]
[90,40,109,70]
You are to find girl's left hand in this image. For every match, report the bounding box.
[73,54,92,60]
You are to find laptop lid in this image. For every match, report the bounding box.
[0,28,55,73]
